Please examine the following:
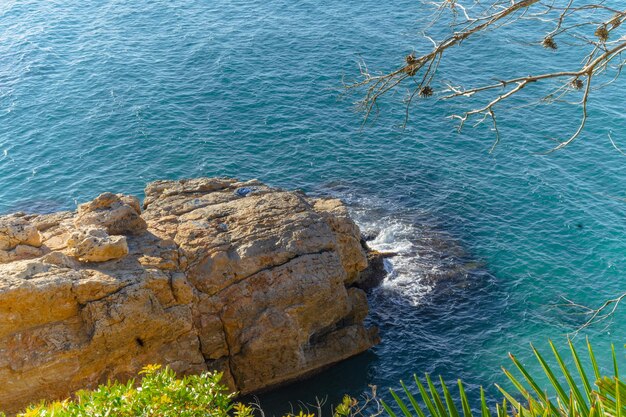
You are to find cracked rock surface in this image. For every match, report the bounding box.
[0,178,379,414]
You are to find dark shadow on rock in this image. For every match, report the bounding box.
[243,350,378,417]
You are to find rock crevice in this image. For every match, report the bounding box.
[0,178,380,414]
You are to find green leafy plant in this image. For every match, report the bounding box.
[336,395,359,417]
[383,340,626,417]
[11,364,253,417]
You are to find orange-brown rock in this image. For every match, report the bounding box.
[0,178,378,414]
[66,227,129,262]
[0,215,44,264]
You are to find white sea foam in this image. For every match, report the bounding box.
[346,201,436,307]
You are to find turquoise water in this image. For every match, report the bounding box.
[2,0,626,413]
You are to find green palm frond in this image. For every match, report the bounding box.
[384,340,626,417]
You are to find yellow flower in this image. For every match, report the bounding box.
[139,364,162,375]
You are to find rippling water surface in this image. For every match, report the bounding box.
[2,1,626,414]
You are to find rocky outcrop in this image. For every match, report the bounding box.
[0,178,379,414]
[355,249,395,291]
[0,215,44,263]
[74,192,147,235]
[65,227,128,262]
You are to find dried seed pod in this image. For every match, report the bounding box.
[595,25,609,42]
[571,79,584,90]
[542,36,557,50]
[405,54,417,65]
[419,86,433,97]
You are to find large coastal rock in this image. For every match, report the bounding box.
[0,178,379,414]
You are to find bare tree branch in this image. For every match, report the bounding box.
[346,0,626,152]
[564,292,626,337]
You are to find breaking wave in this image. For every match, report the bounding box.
[317,183,482,307]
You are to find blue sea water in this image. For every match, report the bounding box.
[2,0,626,414]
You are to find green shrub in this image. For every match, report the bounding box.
[9,364,253,417]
